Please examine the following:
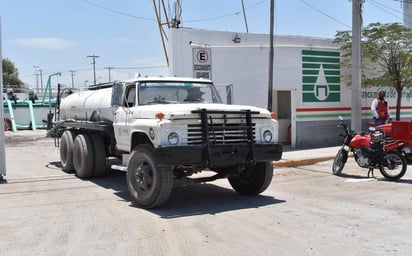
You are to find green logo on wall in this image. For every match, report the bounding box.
[302,50,340,102]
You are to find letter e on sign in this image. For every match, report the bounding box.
[193,48,211,66]
[197,50,208,63]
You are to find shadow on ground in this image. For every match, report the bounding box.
[48,162,287,218]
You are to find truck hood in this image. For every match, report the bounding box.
[132,103,272,119]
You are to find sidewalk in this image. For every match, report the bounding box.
[2,130,339,167]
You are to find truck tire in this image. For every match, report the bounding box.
[127,145,173,209]
[91,134,107,177]
[228,161,273,195]
[60,130,76,173]
[73,134,94,179]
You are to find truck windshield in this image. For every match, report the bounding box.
[138,81,223,105]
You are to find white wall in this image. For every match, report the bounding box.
[169,28,343,109]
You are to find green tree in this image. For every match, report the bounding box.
[334,22,412,120]
[2,58,24,87]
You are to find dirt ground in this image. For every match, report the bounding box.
[1,137,411,256]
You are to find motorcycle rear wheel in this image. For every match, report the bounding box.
[379,150,407,180]
[332,148,347,176]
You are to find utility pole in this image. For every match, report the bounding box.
[39,69,43,94]
[1,17,6,179]
[351,0,363,132]
[267,0,274,111]
[69,70,76,88]
[104,67,114,82]
[33,65,39,93]
[241,0,249,33]
[87,55,99,85]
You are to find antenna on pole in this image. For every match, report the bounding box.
[153,0,182,66]
[172,0,182,28]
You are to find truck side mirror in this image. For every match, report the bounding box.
[111,83,123,106]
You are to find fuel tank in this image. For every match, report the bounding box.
[349,134,371,148]
[59,87,116,123]
[375,123,392,137]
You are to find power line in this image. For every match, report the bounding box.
[299,0,351,29]
[82,0,155,21]
[105,65,167,70]
[184,0,268,23]
[367,0,402,20]
[82,0,267,24]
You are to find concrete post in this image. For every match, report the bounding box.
[0,17,7,178]
[351,0,362,132]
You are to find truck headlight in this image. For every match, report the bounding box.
[263,130,272,142]
[168,132,179,145]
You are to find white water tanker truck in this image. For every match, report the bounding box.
[55,77,282,208]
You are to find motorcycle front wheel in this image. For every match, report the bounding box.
[332,148,348,176]
[379,150,407,180]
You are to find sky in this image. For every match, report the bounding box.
[0,0,406,91]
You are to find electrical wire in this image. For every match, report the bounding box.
[367,0,403,20]
[185,0,268,23]
[299,0,351,29]
[82,0,155,21]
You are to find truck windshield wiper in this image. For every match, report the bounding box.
[183,99,204,103]
[145,100,179,105]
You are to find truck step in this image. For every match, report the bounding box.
[111,164,128,172]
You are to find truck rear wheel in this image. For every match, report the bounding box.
[60,130,76,173]
[228,161,273,195]
[91,134,107,177]
[73,134,94,179]
[127,145,173,209]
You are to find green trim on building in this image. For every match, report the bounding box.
[302,50,340,57]
[302,92,340,102]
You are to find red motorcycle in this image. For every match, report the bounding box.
[332,116,407,180]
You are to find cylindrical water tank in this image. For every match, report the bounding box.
[59,87,115,123]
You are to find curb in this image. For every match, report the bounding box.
[273,156,336,168]
[4,130,48,143]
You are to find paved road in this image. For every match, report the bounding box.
[1,137,411,256]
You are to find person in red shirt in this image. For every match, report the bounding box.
[371,90,391,126]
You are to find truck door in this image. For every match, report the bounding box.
[113,83,136,152]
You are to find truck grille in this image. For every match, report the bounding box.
[187,123,255,145]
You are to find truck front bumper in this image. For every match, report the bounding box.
[155,143,283,167]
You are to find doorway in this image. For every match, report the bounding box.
[274,90,292,144]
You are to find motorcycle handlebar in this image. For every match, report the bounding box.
[337,121,354,136]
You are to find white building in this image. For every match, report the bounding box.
[168,28,412,148]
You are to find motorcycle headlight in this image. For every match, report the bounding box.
[263,130,273,143]
[372,130,384,144]
[167,132,179,145]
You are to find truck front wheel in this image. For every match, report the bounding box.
[127,145,173,209]
[228,161,273,195]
